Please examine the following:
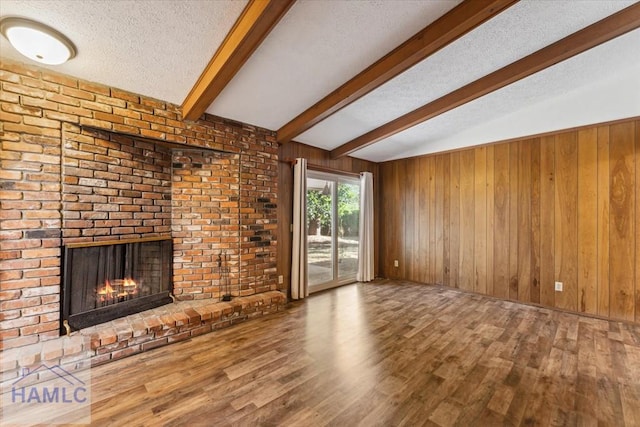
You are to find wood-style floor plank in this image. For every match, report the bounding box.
[15,280,640,426]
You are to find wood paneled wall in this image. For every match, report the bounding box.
[277,142,379,297]
[380,118,639,323]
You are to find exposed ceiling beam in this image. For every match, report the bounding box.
[276,0,518,145]
[182,0,295,121]
[331,2,640,159]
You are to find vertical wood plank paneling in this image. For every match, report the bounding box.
[376,164,389,277]
[486,146,495,297]
[540,136,556,308]
[380,163,388,277]
[555,132,578,312]
[636,121,640,323]
[404,159,415,280]
[428,157,437,284]
[577,128,598,314]
[414,158,423,280]
[493,143,510,299]
[377,118,638,323]
[530,138,541,304]
[373,159,382,267]
[449,152,461,288]
[509,143,519,300]
[396,161,404,279]
[597,127,610,318]
[419,156,430,284]
[609,122,635,321]
[277,158,293,287]
[518,140,532,302]
[435,155,445,285]
[443,154,451,286]
[459,149,475,291]
[397,159,409,279]
[474,147,487,294]
[381,163,391,277]
[389,162,405,278]
[414,159,422,283]
[378,164,388,277]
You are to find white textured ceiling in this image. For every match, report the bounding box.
[356,29,640,162]
[299,0,638,152]
[0,0,638,162]
[206,0,461,130]
[0,0,248,105]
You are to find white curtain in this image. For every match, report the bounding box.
[291,158,308,299]
[357,171,374,282]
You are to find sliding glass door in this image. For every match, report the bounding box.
[307,171,360,292]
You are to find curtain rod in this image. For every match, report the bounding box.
[281,158,362,178]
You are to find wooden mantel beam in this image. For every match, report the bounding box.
[330,2,640,159]
[182,0,295,122]
[276,0,518,144]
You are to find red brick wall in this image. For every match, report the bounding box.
[0,59,278,350]
[172,149,241,299]
[62,129,172,242]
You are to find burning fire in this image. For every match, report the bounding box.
[97,278,139,306]
[98,280,114,296]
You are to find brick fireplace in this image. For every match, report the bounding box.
[62,237,174,330]
[0,59,284,368]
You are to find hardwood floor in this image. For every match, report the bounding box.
[50,281,640,425]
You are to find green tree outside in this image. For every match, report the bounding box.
[307,183,359,237]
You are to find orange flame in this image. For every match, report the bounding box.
[97,278,139,304]
[98,280,114,295]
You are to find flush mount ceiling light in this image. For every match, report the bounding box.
[0,17,76,65]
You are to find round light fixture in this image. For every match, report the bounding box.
[0,17,76,65]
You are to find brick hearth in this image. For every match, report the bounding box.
[1,291,286,389]
[91,290,285,360]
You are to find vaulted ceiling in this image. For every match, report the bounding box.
[1,0,639,162]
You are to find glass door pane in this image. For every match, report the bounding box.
[307,171,360,292]
[337,181,360,281]
[307,177,333,287]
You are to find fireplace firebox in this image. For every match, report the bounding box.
[62,237,173,332]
